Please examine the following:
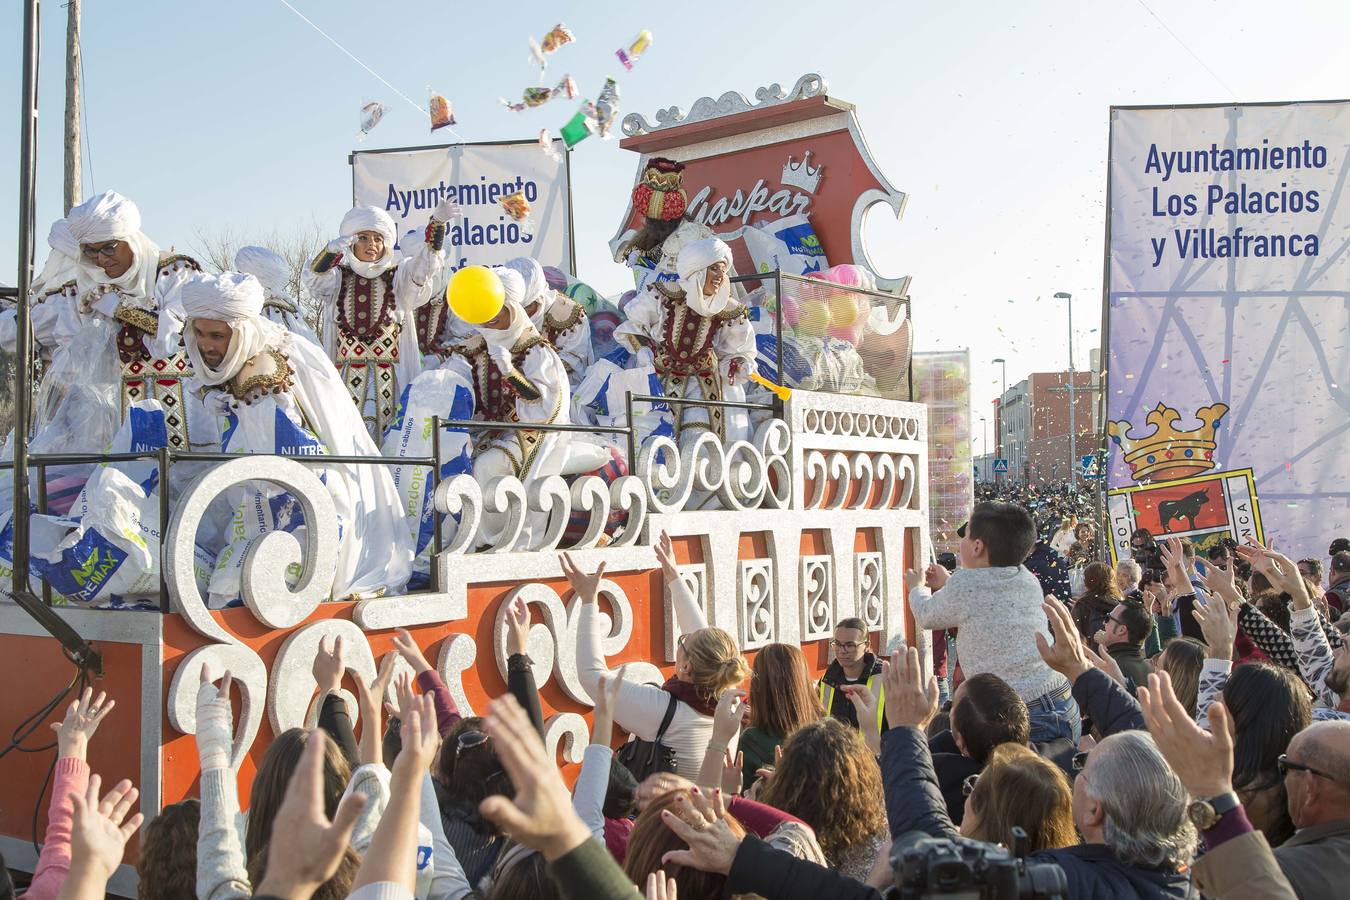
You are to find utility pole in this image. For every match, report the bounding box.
[64,0,81,213]
[992,357,1007,482]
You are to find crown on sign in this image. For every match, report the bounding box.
[1107,401,1229,484]
[782,151,823,194]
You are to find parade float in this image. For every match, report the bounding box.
[0,74,922,894]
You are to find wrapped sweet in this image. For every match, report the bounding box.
[591,77,620,139]
[359,100,387,136]
[501,75,577,112]
[429,92,455,132]
[616,30,653,70]
[529,23,575,71]
[501,190,533,233]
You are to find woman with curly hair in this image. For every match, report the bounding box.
[758,717,887,880]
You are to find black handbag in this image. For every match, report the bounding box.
[616,690,679,781]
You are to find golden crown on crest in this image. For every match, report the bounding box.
[1107,401,1229,484]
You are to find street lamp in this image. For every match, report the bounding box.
[1053,292,1076,488]
[992,358,1007,481]
[978,415,988,482]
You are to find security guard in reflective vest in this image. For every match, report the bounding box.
[817,617,887,734]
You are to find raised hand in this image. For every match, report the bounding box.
[477,694,592,861]
[65,775,143,890]
[353,653,397,765]
[384,671,417,723]
[52,686,114,761]
[593,664,628,748]
[924,562,949,591]
[904,569,924,591]
[658,788,740,876]
[710,687,747,749]
[254,732,368,899]
[654,530,679,580]
[720,749,744,796]
[390,627,433,675]
[646,871,678,900]
[560,552,607,605]
[1158,537,1190,583]
[1193,597,1239,661]
[1198,563,1240,607]
[1084,644,1126,687]
[1034,595,1093,683]
[841,683,882,754]
[505,596,532,658]
[195,667,235,772]
[882,646,939,730]
[1138,671,1235,799]
[312,635,345,696]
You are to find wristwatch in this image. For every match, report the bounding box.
[1187,791,1239,829]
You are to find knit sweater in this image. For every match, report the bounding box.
[25,756,89,900]
[908,567,1067,701]
[576,575,734,778]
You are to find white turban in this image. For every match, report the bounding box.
[339,206,399,279]
[504,257,548,311]
[180,272,283,386]
[676,238,734,316]
[478,267,535,352]
[67,190,161,301]
[67,191,142,244]
[233,246,292,300]
[31,219,79,296]
[340,206,397,245]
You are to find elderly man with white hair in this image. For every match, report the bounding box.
[613,237,756,449]
[36,191,207,450]
[304,199,458,440]
[504,256,592,389]
[182,271,413,602]
[233,245,320,346]
[441,267,606,550]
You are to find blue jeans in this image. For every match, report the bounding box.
[1027,680,1081,744]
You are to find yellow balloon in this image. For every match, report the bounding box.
[828,294,860,326]
[797,299,830,337]
[447,265,506,325]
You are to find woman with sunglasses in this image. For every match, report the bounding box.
[567,531,751,779]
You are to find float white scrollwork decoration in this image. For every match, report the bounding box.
[799,555,834,640]
[855,551,885,632]
[739,558,775,649]
[165,457,341,767]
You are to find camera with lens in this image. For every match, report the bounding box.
[887,829,1067,899]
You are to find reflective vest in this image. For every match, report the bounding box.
[819,675,885,732]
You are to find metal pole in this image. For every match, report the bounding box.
[1067,295,1077,490]
[13,0,40,599]
[63,0,81,213]
[429,415,442,589]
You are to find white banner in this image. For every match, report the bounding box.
[351,140,572,272]
[1107,101,1350,558]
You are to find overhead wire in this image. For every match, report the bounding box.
[1133,0,1239,101]
[275,0,470,145]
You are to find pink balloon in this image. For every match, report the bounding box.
[782,294,802,327]
[827,323,864,344]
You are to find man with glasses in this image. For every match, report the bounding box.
[817,617,887,735]
[57,190,207,451]
[1271,725,1350,898]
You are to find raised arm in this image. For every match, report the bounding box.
[505,595,546,736]
[26,688,109,900]
[574,667,625,840]
[194,671,251,900]
[565,551,673,740]
[657,530,708,632]
[903,564,965,631]
[879,647,957,841]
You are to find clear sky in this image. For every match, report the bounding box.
[3,0,1348,447]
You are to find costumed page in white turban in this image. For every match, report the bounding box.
[188,271,413,600]
[677,237,734,317]
[67,191,163,309]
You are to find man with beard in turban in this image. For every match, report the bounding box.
[48,191,208,451]
[614,237,757,451]
[442,267,607,549]
[504,256,592,389]
[233,245,320,346]
[304,198,458,440]
[181,271,413,601]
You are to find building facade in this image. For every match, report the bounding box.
[995,366,1100,484]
